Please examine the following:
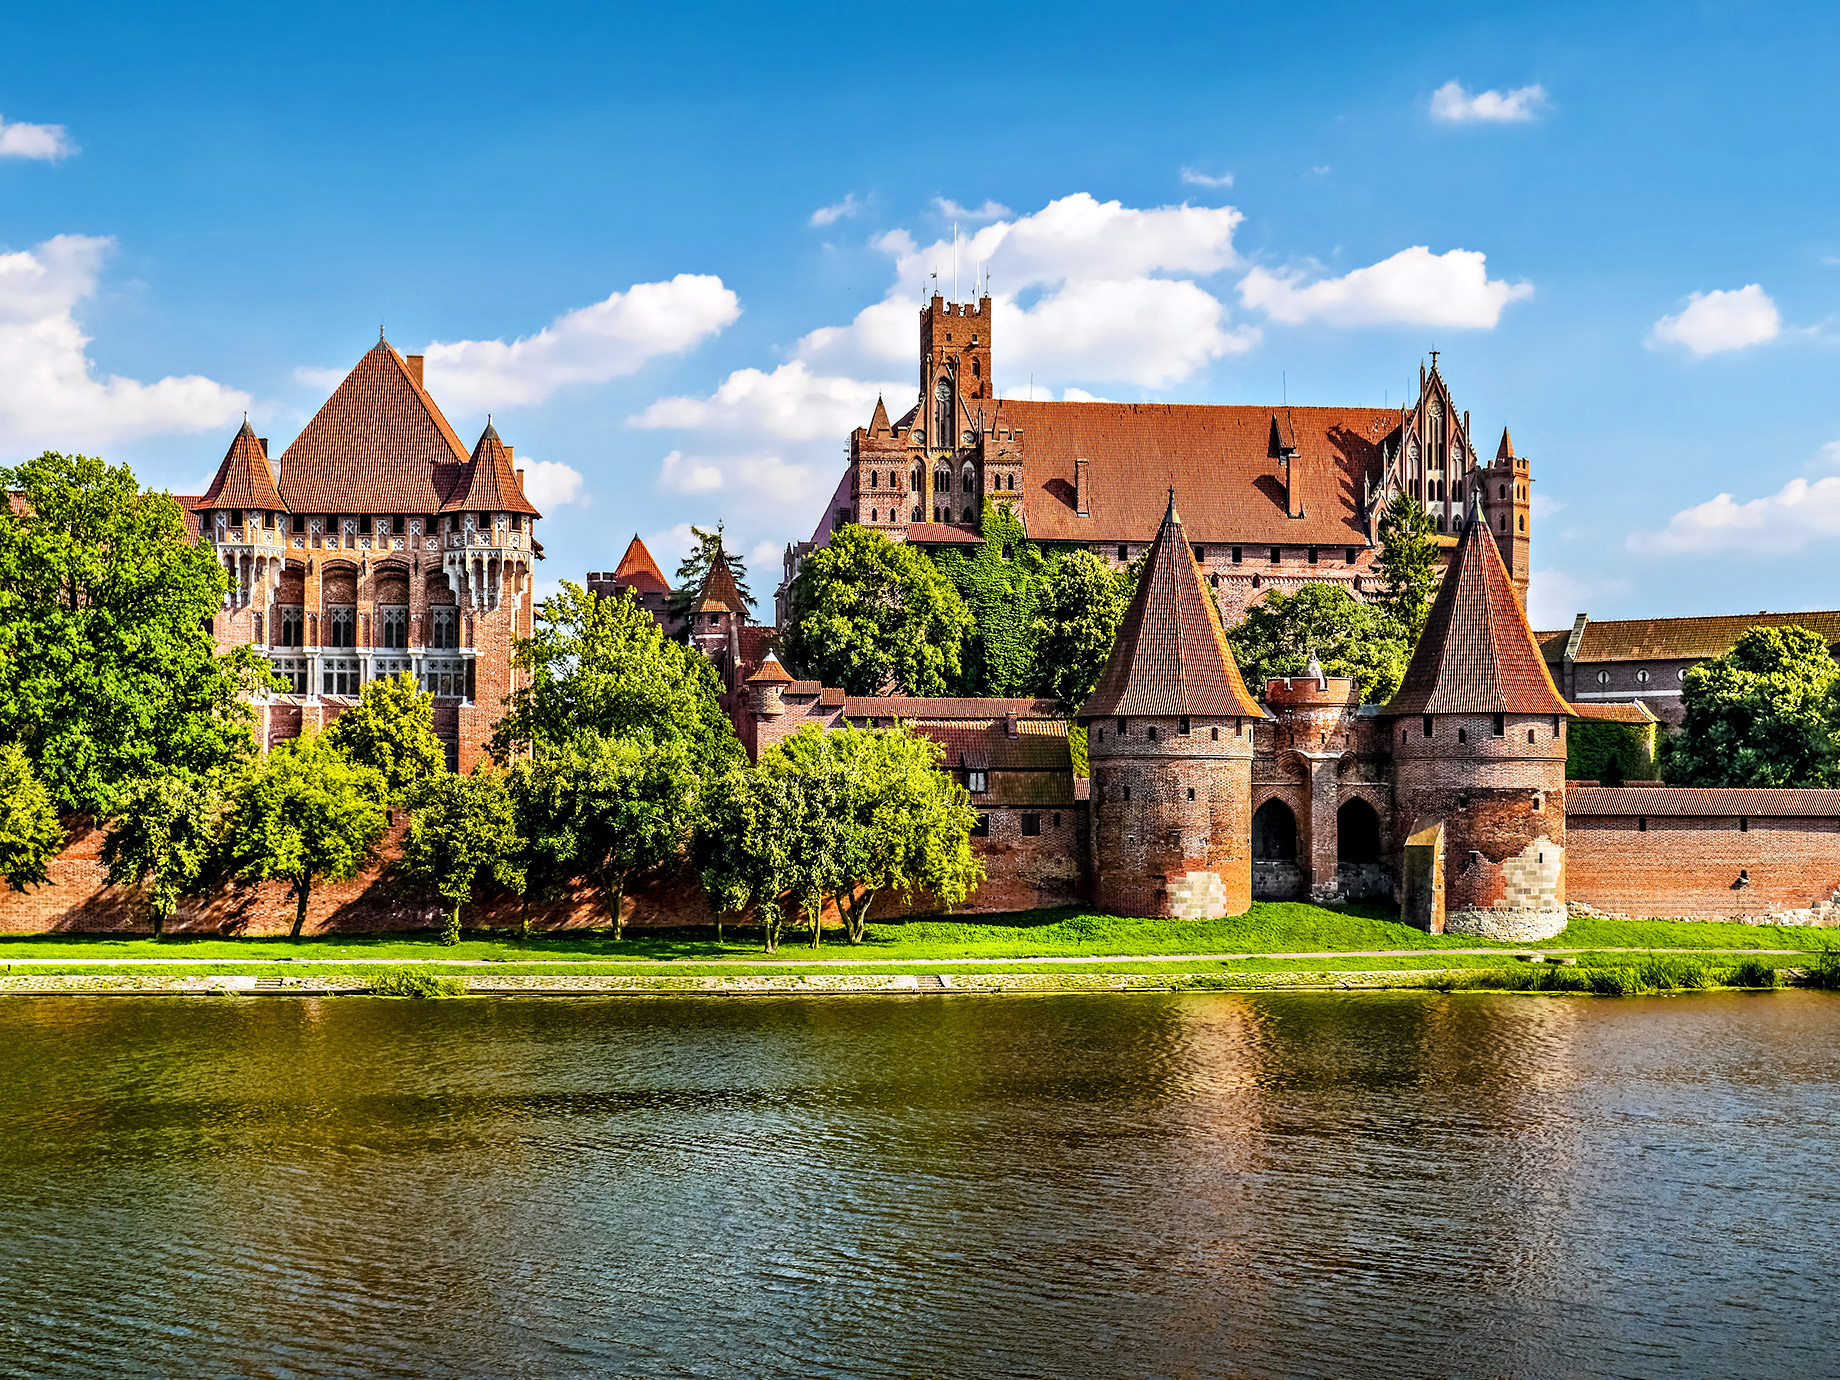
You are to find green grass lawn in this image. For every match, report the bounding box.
[3,901,1837,971]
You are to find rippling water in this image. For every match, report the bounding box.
[2,991,1837,1378]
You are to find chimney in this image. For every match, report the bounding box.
[504,445,514,462]
[516,469,526,494]
[1284,447,1304,519]
[1006,711,1019,740]
[258,438,269,455]
[1075,457,1089,517]
[406,354,425,389]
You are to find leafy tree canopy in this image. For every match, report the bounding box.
[0,452,270,814]
[1375,489,1440,641]
[1031,548,1134,713]
[323,672,447,803]
[226,733,388,939]
[781,524,973,695]
[931,503,1049,696]
[0,742,64,893]
[666,525,752,624]
[101,769,226,935]
[1226,582,1411,704]
[694,764,810,952]
[1662,625,1840,787]
[490,581,741,774]
[512,729,700,940]
[400,766,524,939]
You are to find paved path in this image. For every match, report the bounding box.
[0,946,1817,968]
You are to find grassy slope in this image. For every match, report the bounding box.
[3,902,1837,971]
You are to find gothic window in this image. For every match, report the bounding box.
[327,606,356,648]
[934,466,951,496]
[935,377,953,443]
[278,606,304,647]
[372,655,413,682]
[423,656,466,698]
[911,466,923,493]
[971,359,980,378]
[379,606,408,649]
[912,506,922,522]
[870,472,880,489]
[1519,514,1525,532]
[1500,516,1508,532]
[269,657,308,695]
[430,607,458,650]
[321,657,361,697]
[962,463,976,493]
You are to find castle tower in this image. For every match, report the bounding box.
[1078,491,1265,919]
[689,548,749,684]
[1262,654,1367,903]
[1477,427,1532,607]
[1384,492,1575,939]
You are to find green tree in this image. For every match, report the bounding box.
[0,452,271,814]
[100,770,225,936]
[513,730,700,940]
[0,742,64,892]
[931,503,1049,695]
[227,734,389,939]
[1032,549,1135,712]
[781,524,973,695]
[774,725,983,944]
[323,672,447,804]
[695,766,809,953]
[1661,625,1840,787]
[400,766,525,943]
[1375,489,1440,640]
[1226,582,1411,704]
[665,525,753,625]
[491,582,741,774]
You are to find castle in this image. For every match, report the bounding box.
[187,337,539,771]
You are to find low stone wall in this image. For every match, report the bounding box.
[1443,906,1569,942]
[1252,860,1301,901]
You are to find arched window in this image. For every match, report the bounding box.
[870,472,880,488]
[935,377,953,443]
[934,467,951,497]
[1500,516,1508,532]
[1253,799,1298,862]
[1518,514,1525,532]
[1500,484,1507,500]
[962,462,976,493]
[912,466,923,492]
[1336,798,1381,866]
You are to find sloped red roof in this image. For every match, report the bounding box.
[1078,494,1264,720]
[1547,611,1840,664]
[902,521,981,544]
[989,399,1397,546]
[1573,701,1658,724]
[278,340,471,513]
[693,551,748,614]
[442,422,541,517]
[1569,787,1840,817]
[842,696,1062,719]
[1386,498,1573,717]
[612,534,671,595]
[198,420,286,512]
[747,651,793,684]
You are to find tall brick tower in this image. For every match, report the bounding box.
[1384,492,1575,939]
[1477,427,1532,607]
[1078,492,1266,919]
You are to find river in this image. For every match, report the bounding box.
[1,990,1836,1378]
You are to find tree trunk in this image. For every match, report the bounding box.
[151,908,165,941]
[810,893,822,949]
[290,877,311,941]
[841,888,876,945]
[605,872,625,941]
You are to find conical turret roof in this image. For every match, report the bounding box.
[1497,427,1515,461]
[1385,494,1572,717]
[1078,491,1263,720]
[868,395,892,437]
[693,549,748,615]
[443,420,541,517]
[198,418,286,512]
[612,534,670,595]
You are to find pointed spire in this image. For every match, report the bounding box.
[442,420,540,517]
[238,412,256,438]
[869,395,892,437]
[1384,489,1572,718]
[1079,491,1263,720]
[693,548,748,616]
[747,650,793,684]
[612,534,670,595]
[198,418,287,512]
[1497,426,1515,462]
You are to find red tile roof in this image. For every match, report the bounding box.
[612,534,671,595]
[1573,701,1658,724]
[197,419,286,512]
[901,521,982,544]
[693,551,749,614]
[747,651,793,684]
[443,422,540,517]
[842,696,1061,719]
[1078,494,1264,720]
[1386,498,1573,718]
[1569,787,1840,817]
[277,340,471,513]
[1533,611,1840,664]
[988,399,1397,546]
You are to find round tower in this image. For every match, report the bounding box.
[1078,493,1264,920]
[1384,494,1574,940]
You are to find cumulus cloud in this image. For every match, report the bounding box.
[1526,567,1627,629]
[1647,284,1781,356]
[1180,167,1234,188]
[0,234,248,456]
[1429,81,1549,123]
[0,115,77,160]
[933,197,1012,222]
[1238,245,1532,328]
[633,360,903,443]
[422,274,740,409]
[810,194,862,227]
[1630,471,1840,556]
[519,457,586,510]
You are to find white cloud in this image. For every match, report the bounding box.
[1061,387,1116,403]
[1429,80,1549,123]
[633,360,904,442]
[0,115,77,160]
[1526,567,1627,629]
[0,234,248,456]
[653,448,829,514]
[933,197,1012,222]
[293,365,346,391]
[1003,276,1258,387]
[1308,165,1331,176]
[657,449,725,493]
[519,457,586,510]
[1238,245,1532,328]
[810,194,862,227]
[1647,284,1781,356]
[1180,167,1234,189]
[422,274,740,409]
[1630,470,1840,556]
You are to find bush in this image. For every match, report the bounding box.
[1806,951,1840,990]
[371,967,465,998]
[1637,955,1718,991]
[1726,958,1783,989]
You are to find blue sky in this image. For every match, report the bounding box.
[3,0,1838,629]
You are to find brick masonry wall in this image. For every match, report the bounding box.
[1568,812,1840,922]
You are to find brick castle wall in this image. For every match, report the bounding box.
[1567,811,1840,922]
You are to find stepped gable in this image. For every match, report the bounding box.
[197,419,286,512]
[693,550,748,615]
[612,534,670,595]
[1078,492,1264,721]
[1386,494,1572,718]
[988,398,1397,545]
[443,421,541,517]
[277,340,471,513]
